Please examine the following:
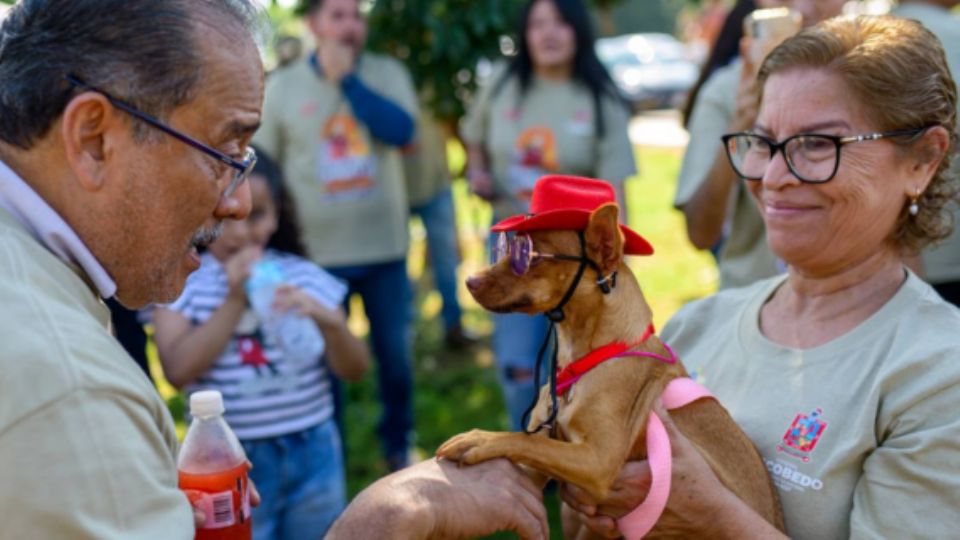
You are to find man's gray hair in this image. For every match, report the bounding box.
[0,0,263,149]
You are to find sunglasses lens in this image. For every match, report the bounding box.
[510,234,531,275]
[492,232,509,265]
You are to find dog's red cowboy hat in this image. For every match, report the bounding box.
[491,175,654,255]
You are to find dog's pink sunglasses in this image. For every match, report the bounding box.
[492,232,583,276]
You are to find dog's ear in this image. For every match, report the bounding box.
[585,203,623,275]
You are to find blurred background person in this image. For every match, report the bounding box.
[403,107,477,349]
[680,0,757,261]
[255,0,419,471]
[892,0,960,306]
[460,0,635,430]
[105,299,152,379]
[154,149,370,538]
[681,0,756,132]
[675,0,847,290]
[275,35,304,70]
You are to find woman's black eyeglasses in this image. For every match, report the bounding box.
[65,74,256,198]
[721,127,929,184]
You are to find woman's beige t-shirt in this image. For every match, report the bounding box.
[461,65,636,221]
[662,272,960,539]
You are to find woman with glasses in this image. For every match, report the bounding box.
[563,15,960,539]
[460,0,635,431]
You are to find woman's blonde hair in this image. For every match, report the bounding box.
[758,15,958,253]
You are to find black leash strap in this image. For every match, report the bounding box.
[545,230,590,323]
[520,321,559,434]
[522,231,590,435]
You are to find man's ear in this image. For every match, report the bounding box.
[585,203,623,276]
[60,93,118,192]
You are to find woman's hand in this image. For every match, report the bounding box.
[561,461,651,537]
[561,402,735,537]
[731,37,761,133]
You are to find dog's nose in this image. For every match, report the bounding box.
[465,276,482,293]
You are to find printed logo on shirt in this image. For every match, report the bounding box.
[777,408,828,462]
[238,336,269,368]
[566,109,592,136]
[315,112,377,201]
[506,126,558,203]
[765,458,825,493]
[300,100,319,117]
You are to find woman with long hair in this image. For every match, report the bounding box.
[461,0,637,430]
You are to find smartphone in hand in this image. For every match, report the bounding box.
[744,8,802,68]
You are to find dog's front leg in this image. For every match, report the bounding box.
[437,430,627,501]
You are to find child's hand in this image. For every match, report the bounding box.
[224,246,262,301]
[273,284,347,330]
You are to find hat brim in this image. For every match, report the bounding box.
[491,209,654,256]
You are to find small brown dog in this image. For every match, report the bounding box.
[437,176,783,538]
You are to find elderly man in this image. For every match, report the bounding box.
[0,1,546,538]
[0,0,261,536]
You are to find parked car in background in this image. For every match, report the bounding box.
[596,32,700,111]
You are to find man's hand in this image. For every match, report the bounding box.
[192,465,261,528]
[318,39,355,84]
[327,458,549,540]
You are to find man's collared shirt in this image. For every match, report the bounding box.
[0,158,116,298]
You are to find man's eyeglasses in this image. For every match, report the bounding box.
[493,232,583,276]
[721,127,928,184]
[65,74,256,198]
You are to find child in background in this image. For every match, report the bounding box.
[153,148,370,539]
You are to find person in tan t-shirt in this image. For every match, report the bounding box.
[676,0,847,289]
[564,16,960,538]
[0,0,262,536]
[255,0,419,470]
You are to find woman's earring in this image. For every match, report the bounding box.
[909,192,921,216]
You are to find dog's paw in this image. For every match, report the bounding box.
[436,429,501,465]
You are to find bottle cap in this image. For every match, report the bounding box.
[190,390,225,417]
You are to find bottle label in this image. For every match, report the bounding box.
[184,489,236,529]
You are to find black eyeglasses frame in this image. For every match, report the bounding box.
[721,127,929,184]
[64,74,256,197]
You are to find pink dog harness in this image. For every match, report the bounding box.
[616,377,715,539]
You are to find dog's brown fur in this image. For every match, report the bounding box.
[436,204,784,538]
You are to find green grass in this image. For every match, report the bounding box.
[151,142,717,539]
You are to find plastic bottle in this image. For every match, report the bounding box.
[245,260,325,365]
[178,390,252,540]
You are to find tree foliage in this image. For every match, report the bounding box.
[366,0,524,123]
[365,0,694,123]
